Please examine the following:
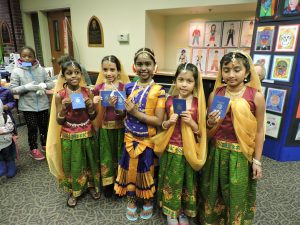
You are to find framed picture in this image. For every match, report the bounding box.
[256,0,277,21]
[221,21,241,48]
[204,22,223,47]
[275,24,299,52]
[88,16,104,47]
[266,87,287,113]
[270,55,294,82]
[281,0,300,17]
[252,54,272,79]
[206,48,225,73]
[240,20,255,47]
[266,112,282,138]
[191,48,207,72]
[189,22,205,47]
[177,48,191,65]
[254,26,275,51]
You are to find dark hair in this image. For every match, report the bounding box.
[20,46,36,58]
[211,24,216,30]
[57,54,74,66]
[220,52,251,83]
[134,48,156,64]
[101,55,121,71]
[174,63,198,86]
[61,60,82,76]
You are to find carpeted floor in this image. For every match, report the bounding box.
[0,125,299,225]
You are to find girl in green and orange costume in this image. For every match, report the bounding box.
[200,51,265,225]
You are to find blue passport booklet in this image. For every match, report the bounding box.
[71,93,86,109]
[173,98,186,115]
[100,91,112,107]
[115,91,126,110]
[210,96,230,119]
[21,62,32,67]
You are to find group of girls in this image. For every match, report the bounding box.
[45,47,265,225]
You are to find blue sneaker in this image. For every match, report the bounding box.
[6,161,16,178]
[0,161,7,177]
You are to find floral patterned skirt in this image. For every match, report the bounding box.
[199,140,257,225]
[60,137,100,197]
[157,144,197,218]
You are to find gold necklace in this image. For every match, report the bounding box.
[225,86,246,98]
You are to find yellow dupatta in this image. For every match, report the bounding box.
[208,50,263,162]
[151,71,207,171]
[46,72,86,181]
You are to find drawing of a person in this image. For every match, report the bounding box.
[192,26,201,45]
[207,24,217,47]
[225,23,235,47]
[210,50,219,71]
[283,0,300,15]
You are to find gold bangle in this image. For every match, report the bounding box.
[161,121,168,130]
[206,120,214,128]
[57,113,65,120]
[253,158,262,166]
[193,128,200,134]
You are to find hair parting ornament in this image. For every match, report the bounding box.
[71,61,76,69]
[135,48,155,60]
[231,52,236,65]
[183,63,189,73]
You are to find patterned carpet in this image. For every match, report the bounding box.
[0,125,299,225]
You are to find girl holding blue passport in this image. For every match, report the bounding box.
[152,63,207,225]
[93,55,129,198]
[47,60,100,207]
[114,48,166,221]
[200,51,265,225]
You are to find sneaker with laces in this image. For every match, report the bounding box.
[30,149,45,160]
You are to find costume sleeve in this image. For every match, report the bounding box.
[9,69,27,94]
[156,89,166,109]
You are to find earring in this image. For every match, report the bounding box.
[244,77,247,82]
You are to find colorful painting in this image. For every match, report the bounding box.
[296,123,300,140]
[266,88,287,113]
[283,0,300,16]
[259,0,276,17]
[275,24,299,52]
[252,54,272,79]
[204,22,223,47]
[270,55,294,82]
[191,48,207,72]
[266,113,282,138]
[206,48,225,73]
[189,22,205,47]
[296,101,300,118]
[177,48,191,65]
[254,26,275,51]
[221,21,241,48]
[240,20,255,47]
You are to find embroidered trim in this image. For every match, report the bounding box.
[215,140,241,152]
[66,119,90,128]
[61,131,93,140]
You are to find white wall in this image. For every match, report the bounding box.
[19,0,256,73]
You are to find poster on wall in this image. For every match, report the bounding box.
[270,55,294,82]
[203,22,222,47]
[275,24,299,52]
[177,48,191,65]
[257,0,277,19]
[266,112,282,138]
[254,26,275,51]
[206,48,225,73]
[189,22,205,47]
[282,0,300,16]
[240,20,255,47]
[221,21,241,48]
[252,54,272,79]
[266,87,287,113]
[191,48,207,72]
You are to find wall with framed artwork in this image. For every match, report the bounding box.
[253,0,300,161]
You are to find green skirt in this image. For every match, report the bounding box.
[199,140,257,225]
[157,144,197,218]
[99,128,124,186]
[60,137,100,197]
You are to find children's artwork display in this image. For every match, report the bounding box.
[221,21,241,47]
[266,112,282,138]
[189,22,205,47]
[240,20,255,47]
[252,54,272,79]
[204,22,222,47]
[254,26,275,51]
[177,48,191,65]
[206,48,225,73]
[282,0,300,16]
[275,24,299,52]
[191,48,207,72]
[257,0,277,18]
[270,55,294,82]
[266,87,287,113]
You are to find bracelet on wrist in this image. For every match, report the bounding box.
[252,158,262,166]
[193,128,200,135]
[206,120,214,128]
[162,121,168,130]
[57,113,65,120]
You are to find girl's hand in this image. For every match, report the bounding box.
[85,98,94,110]
[169,114,179,126]
[109,96,118,107]
[125,99,136,115]
[207,110,221,127]
[252,164,262,180]
[180,111,195,127]
[93,96,101,104]
[62,97,71,110]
